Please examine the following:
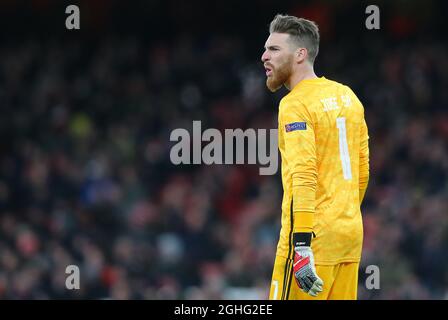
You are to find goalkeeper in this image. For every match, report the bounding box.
[261,14,370,300]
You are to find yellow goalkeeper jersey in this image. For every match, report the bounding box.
[276,76,369,265]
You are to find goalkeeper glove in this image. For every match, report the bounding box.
[293,232,324,297]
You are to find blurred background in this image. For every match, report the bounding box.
[0,0,447,299]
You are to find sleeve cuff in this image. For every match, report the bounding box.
[292,211,314,232]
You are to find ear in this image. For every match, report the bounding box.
[295,47,308,63]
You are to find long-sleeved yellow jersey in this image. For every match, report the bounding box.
[277,76,369,265]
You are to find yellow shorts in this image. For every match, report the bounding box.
[269,255,359,300]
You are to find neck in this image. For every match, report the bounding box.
[285,65,317,91]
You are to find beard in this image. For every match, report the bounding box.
[266,57,293,92]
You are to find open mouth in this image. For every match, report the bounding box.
[265,65,273,77]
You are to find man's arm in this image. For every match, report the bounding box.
[280,99,322,296]
[280,99,317,233]
[359,116,370,206]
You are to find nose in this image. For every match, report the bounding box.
[261,50,269,63]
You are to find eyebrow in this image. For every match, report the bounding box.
[264,45,281,50]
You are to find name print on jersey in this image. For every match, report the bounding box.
[321,94,352,112]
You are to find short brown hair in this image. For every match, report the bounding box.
[269,14,320,64]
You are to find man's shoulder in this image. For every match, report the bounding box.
[324,78,360,98]
[298,77,361,105]
[320,77,355,93]
[285,77,345,100]
[279,94,306,114]
[281,77,363,116]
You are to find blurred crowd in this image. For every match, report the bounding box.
[0,1,447,300]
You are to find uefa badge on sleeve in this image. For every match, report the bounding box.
[285,122,307,132]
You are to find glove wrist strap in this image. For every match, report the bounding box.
[293,232,312,247]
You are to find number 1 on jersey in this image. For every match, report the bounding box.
[336,117,352,180]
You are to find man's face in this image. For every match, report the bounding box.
[261,33,294,92]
